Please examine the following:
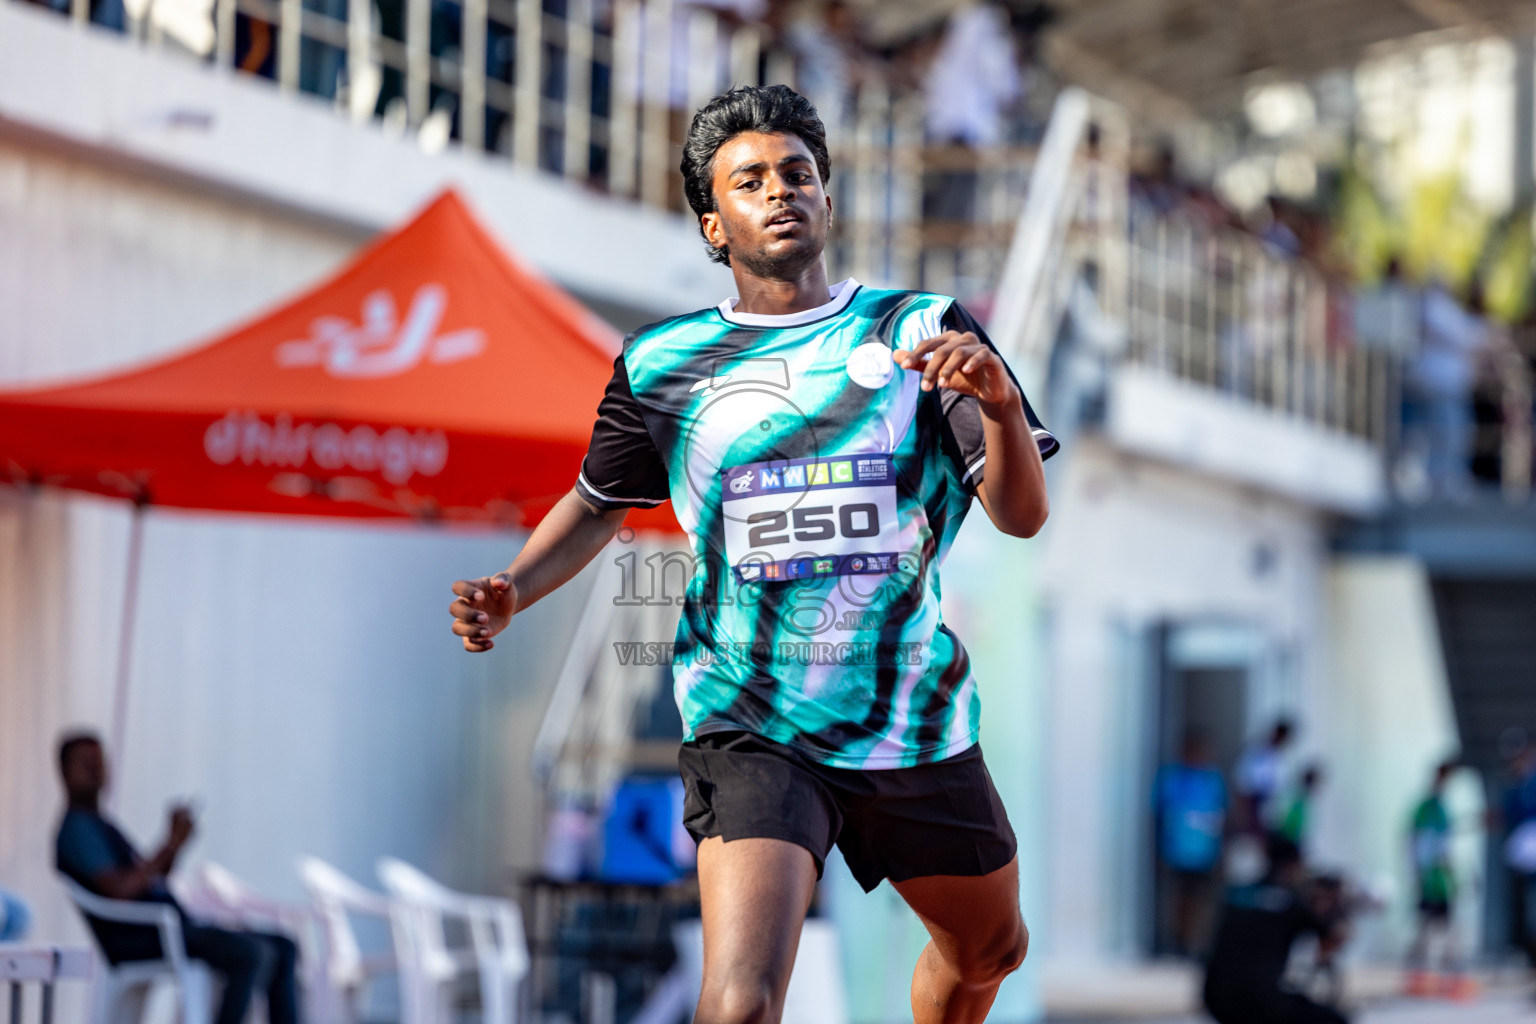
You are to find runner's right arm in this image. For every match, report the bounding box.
[449,489,626,652]
[450,351,668,653]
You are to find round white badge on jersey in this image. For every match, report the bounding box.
[846,342,895,389]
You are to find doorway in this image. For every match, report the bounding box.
[1145,621,1262,958]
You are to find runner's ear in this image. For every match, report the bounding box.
[700,211,725,250]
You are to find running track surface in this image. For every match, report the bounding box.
[1046,991,1536,1024]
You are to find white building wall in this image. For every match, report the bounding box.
[1033,431,1473,978]
[1321,557,1483,962]
[1035,436,1332,967]
[0,1,724,985]
[0,137,362,383]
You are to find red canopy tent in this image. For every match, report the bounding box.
[0,189,676,531]
[0,189,679,762]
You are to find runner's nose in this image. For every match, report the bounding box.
[766,172,796,204]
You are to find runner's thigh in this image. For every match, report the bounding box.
[696,836,818,1012]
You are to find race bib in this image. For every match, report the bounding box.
[721,453,901,583]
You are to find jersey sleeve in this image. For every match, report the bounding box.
[574,353,671,511]
[936,301,1059,494]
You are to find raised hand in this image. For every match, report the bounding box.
[892,330,1019,409]
[449,572,518,652]
[167,805,196,848]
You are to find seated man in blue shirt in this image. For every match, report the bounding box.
[54,732,300,1024]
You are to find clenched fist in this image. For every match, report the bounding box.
[892,330,1020,410]
[448,572,518,652]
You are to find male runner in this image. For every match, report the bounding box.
[449,84,1056,1024]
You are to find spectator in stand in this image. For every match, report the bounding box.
[1129,143,1183,219]
[54,732,301,1024]
[1354,256,1421,360]
[1001,0,1056,139]
[1412,280,1490,500]
[1405,759,1474,999]
[784,0,872,139]
[920,0,1021,223]
[1153,730,1227,957]
[1257,196,1303,259]
[921,0,1020,148]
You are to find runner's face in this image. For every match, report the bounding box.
[702,132,830,278]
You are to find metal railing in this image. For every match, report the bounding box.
[23,0,1480,463]
[1121,214,1397,445]
[826,85,1045,304]
[23,0,791,193]
[1481,333,1533,501]
[16,0,1054,306]
[0,947,91,1024]
[993,90,1399,449]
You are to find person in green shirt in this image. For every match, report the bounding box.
[1405,760,1474,999]
[1276,763,1324,854]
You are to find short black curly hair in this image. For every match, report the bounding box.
[680,85,831,265]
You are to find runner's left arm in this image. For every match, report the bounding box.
[893,303,1055,537]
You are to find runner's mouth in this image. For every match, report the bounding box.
[764,209,804,228]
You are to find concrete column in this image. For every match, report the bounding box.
[1516,31,1534,199]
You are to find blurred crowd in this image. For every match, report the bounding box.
[1152,715,1536,1018]
[1129,150,1536,503]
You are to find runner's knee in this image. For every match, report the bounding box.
[696,974,780,1024]
[957,920,1029,986]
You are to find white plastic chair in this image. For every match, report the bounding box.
[297,857,396,1024]
[375,858,529,1024]
[188,862,327,1024]
[61,878,216,1024]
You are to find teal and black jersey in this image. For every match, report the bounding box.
[575,279,1057,769]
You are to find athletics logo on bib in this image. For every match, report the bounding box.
[721,453,901,583]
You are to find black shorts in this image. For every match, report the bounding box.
[677,730,1017,892]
